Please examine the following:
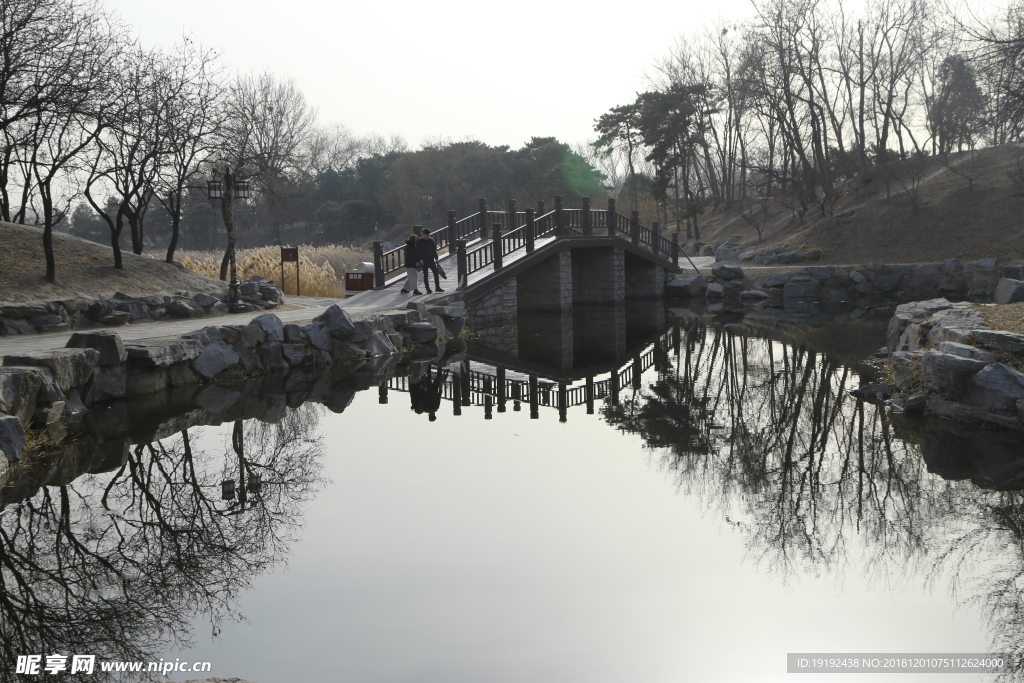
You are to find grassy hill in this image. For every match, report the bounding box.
[681,143,1024,264]
[0,222,228,303]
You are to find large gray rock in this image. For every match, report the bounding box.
[406,322,438,344]
[974,330,1024,354]
[2,348,100,391]
[764,274,790,288]
[994,278,1024,304]
[0,368,42,425]
[783,280,819,299]
[364,331,397,357]
[82,364,126,404]
[250,313,284,342]
[66,331,127,365]
[806,266,833,280]
[302,322,334,351]
[967,363,1024,411]
[705,282,725,299]
[698,245,714,257]
[711,265,744,280]
[714,246,741,261]
[886,298,954,352]
[0,415,25,462]
[921,350,987,398]
[96,310,131,326]
[257,342,289,372]
[167,298,204,318]
[666,274,706,298]
[193,292,220,308]
[925,308,988,346]
[936,341,996,363]
[114,300,150,321]
[314,304,356,339]
[281,343,308,366]
[0,303,48,318]
[191,342,240,379]
[124,339,204,367]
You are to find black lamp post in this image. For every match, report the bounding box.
[208,165,251,313]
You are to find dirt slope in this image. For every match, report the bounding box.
[687,143,1024,264]
[0,222,228,303]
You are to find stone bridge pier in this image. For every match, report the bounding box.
[466,243,667,355]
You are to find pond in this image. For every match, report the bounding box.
[4,307,1024,682]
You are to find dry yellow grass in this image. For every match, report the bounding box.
[977,302,1024,336]
[179,244,372,298]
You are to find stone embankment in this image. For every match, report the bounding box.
[0,277,283,336]
[682,233,826,265]
[885,296,1024,430]
[0,298,467,468]
[667,258,1021,309]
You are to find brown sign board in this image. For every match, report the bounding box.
[281,247,298,262]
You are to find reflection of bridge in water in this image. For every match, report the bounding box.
[381,323,680,422]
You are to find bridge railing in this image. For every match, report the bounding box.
[373,196,683,290]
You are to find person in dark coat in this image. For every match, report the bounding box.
[421,366,448,421]
[415,228,444,293]
[400,233,422,294]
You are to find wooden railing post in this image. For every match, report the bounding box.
[581,196,591,235]
[652,221,661,256]
[585,376,594,414]
[558,382,568,422]
[372,241,384,289]
[526,208,535,253]
[478,198,487,240]
[607,197,616,236]
[456,239,467,289]
[492,222,503,270]
[447,210,456,244]
[672,232,679,267]
[508,199,517,232]
[529,374,539,419]
[497,367,507,413]
[554,195,563,237]
[630,210,640,246]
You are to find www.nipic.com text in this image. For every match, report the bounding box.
[16,655,212,675]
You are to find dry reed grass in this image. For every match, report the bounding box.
[179,244,372,298]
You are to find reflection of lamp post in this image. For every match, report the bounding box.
[221,420,261,512]
[207,164,250,314]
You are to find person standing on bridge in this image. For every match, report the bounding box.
[416,228,444,293]
[400,233,422,295]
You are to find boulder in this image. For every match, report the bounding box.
[806,266,833,280]
[302,322,334,351]
[250,313,285,342]
[849,270,867,284]
[82,364,126,404]
[825,289,849,303]
[666,274,706,298]
[124,339,203,367]
[281,343,308,366]
[65,331,127,365]
[195,385,242,415]
[935,341,995,363]
[705,282,725,299]
[238,281,260,296]
[714,246,741,261]
[885,299,954,352]
[283,324,307,343]
[739,250,758,261]
[314,304,357,339]
[0,415,25,462]
[167,298,204,318]
[698,245,714,257]
[925,308,988,346]
[921,350,988,398]
[0,368,42,425]
[740,290,770,301]
[0,317,34,335]
[125,368,169,396]
[406,322,438,344]
[727,233,742,245]
[193,292,220,308]
[114,300,150,321]
[711,265,744,280]
[257,342,289,372]
[783,280,818,299]
[973,330,1024,354]
[191,341,240,379]
[0,303,48,318]
[967,363,1024,411]
[764,274,790,288]
[364,331,397,357]
[96,310,131,326]
[995,278,1024,304]
[1,348,100,391]
[849,384,894,404]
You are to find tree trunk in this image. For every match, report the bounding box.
[166,214,181,263]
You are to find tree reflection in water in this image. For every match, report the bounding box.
[605,319,1024,677]
[0,403,325,682]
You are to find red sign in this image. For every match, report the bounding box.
[281,247,298,262]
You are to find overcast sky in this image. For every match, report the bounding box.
[107,0,753,150]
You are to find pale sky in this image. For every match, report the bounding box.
[107,0,753,150]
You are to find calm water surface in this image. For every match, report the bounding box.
[4,310,1024,683]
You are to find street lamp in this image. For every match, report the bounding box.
[208,164,250,313]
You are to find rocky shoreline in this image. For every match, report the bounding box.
[0,276,283,336]
[0,298,467,469]
[885,298,1024,430]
